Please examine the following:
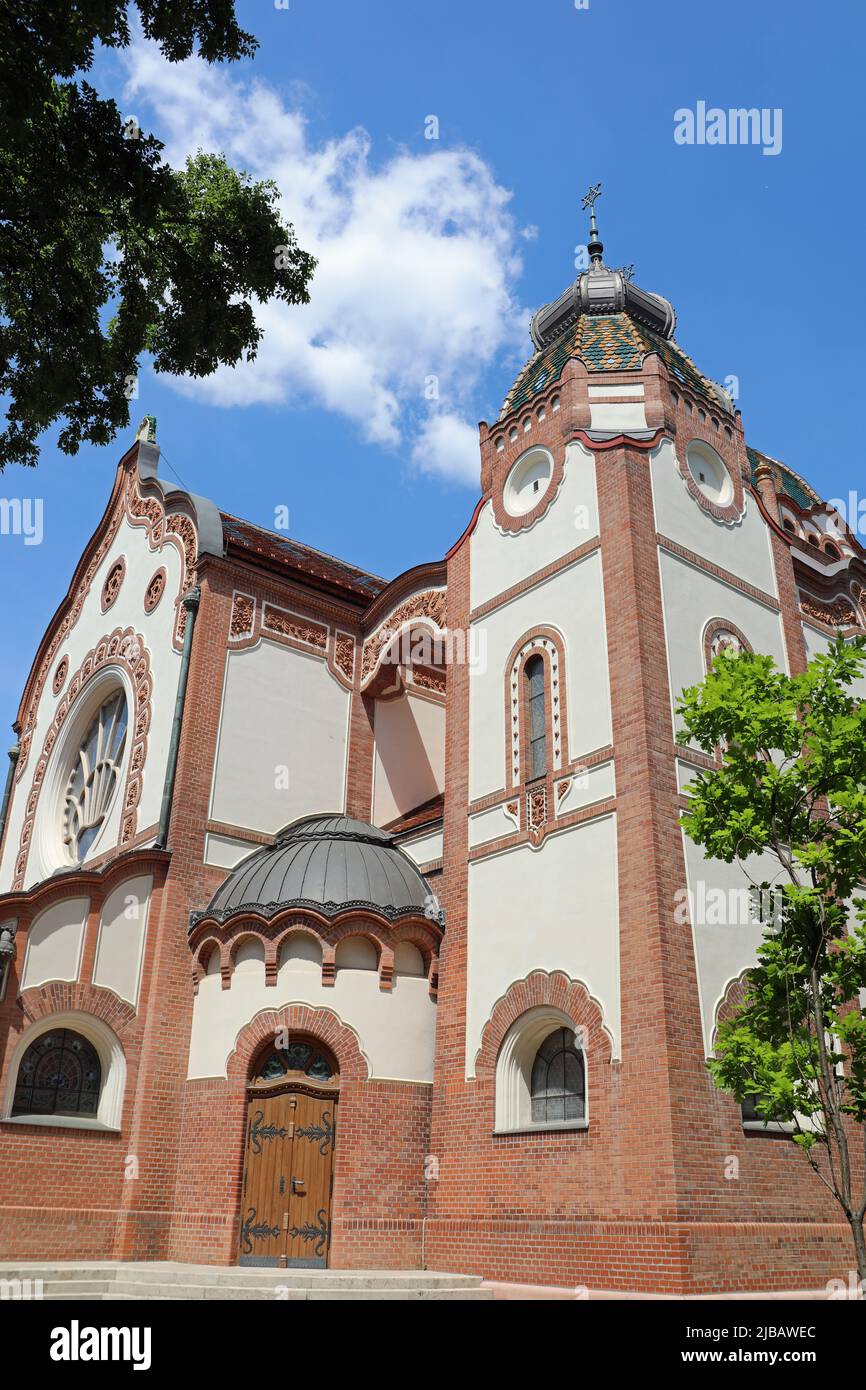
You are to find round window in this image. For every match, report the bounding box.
[62,690,128,864]
[503,447,553,517]
[686,441,733,507]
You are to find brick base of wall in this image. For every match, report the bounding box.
[423,1219,855,1295]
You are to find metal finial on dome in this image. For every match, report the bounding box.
[581,182,604,266]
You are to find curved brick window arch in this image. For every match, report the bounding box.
[3,1009,128,1131]
[702,618,752,673]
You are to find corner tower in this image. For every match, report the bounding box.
[428,186,853,1294]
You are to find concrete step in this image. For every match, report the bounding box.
[0,1261,490,1301]
[107,1283,492,1301]
[111,1266,482,1290]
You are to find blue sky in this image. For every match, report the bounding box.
[1,0,864,737]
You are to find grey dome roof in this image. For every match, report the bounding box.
[529,187,675,350]
[195,814,439,925]
[529,264,675,351]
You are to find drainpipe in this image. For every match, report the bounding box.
[155,586,201,849]
[0,743,20,852]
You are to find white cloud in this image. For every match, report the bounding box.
[411,412,480,486]
[122,42,529,483]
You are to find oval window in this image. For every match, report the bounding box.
[504,447,553,517]
[686,441,733,507]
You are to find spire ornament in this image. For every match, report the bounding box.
[581,182,604,266]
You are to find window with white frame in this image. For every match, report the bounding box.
[495,1006,588,1132]
[3,1010,127,1131]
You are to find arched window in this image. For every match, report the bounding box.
[252,1037,337,1085]
[63,690,128,863]
[495,1008,589,1132]
[525,654,547,780]
[12,1027,101,1118]
[530,1027,586,1124]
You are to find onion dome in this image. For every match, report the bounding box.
[194,814,439,925]
[503,183,733,422]
[529,184,675,350]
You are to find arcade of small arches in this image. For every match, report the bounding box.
[189,913,441,997]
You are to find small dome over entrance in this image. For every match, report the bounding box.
[197,814,438,924]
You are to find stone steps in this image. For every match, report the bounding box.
[0,1261,492,1302]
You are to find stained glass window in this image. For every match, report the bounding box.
[256,1040,334,1083]
[525,654,547,781]
[12,1029,101,1117]
[530,1027,585,1124]
[63,691,128,863]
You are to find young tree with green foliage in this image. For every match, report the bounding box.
[0,2,316,469]
[678,635,866,1285]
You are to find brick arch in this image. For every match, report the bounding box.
[475,969,613,1075]
[191,934,223,991]
[273,921,327,958]
[702,617,753,673]
[709,969,751,1057]
[19,981,137,1035]
[390,920,439,973]
[327,919,388,955]
[227,930,268,968]
[226,1003,369,1083]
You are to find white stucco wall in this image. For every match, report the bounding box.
[21,897,89,990]
[658,549,788,744]
[469,553,612,802]
[651,437,777,597]
[465,815,621,1075]
[803,624,866,699]
[209,640,351,835]
[372,692,444,826]
[470,440,600,611]
[187,957,437,1082]
[400,827,444,866]
[92,875,151,1007]
[679,821,787,1055]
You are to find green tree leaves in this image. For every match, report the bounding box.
[678,635,866,1276]
[0,2,315,468]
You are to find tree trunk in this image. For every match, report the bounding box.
[846,1212,866,1294]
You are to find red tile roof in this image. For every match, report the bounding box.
[221,512,388,602]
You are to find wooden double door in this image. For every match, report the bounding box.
[239,1083,338,1267]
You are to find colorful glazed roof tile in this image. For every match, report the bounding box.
[501,313,732,419]
[747,447,822,512]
